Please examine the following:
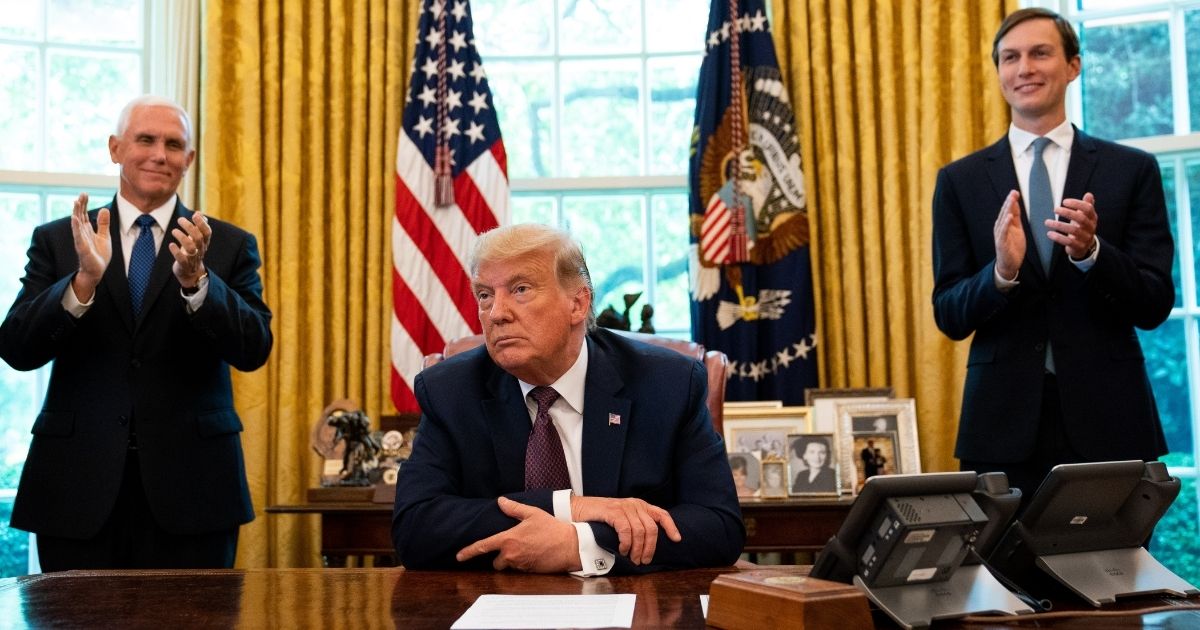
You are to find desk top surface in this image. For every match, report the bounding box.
[265,495,858,514]
[4,566,1200,629]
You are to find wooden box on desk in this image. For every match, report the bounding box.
[707,568,871,629]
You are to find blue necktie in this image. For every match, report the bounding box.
[1029,137,1056,274]
[1029,138,1057,373]
[128,214,157,314]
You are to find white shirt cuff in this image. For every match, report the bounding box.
[61,280,92,318]
[1070,236,1100,272]
[551,489,572,523]
[569,522,615,577]
[182,274,210,313]
[993,265,1019,290]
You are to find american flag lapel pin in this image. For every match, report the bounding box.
[608,413,621,426]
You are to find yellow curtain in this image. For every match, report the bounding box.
[200,0,420,568]
[770,0,1017,473]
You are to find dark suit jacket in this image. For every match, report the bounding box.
[392,327,745,573]
[932,128,1173,463]
[0,197,273,538]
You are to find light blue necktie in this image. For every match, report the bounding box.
[128,214,157,314]
[1029,137,1057,373]
[1029,137,1056,274]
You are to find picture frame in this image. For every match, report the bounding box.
[724,400,784,410]
[759,460,789,498]
[851,431,899,491]
[803,386,896,406]
[809,393,890,434]
[836,399,921,494]
[727,452,761,498]
[722,407,812,462]
[786,433,841,496]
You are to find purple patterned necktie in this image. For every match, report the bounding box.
[128,214,157,314]
[525,386,571,491]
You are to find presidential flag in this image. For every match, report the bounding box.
[393,0,508,411]
[688,0,817,404]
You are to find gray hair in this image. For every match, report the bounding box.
[469,223,596,330]
[115,95,193,149]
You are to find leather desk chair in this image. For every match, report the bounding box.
[421,330,729,435]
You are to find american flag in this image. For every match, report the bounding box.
[393,0,508,411]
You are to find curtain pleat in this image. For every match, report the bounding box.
[201,0,418,568]
[771,0,1016,473]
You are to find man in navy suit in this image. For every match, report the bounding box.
[932,8,1174,500]
[0,96,273,570]
[393,223,743,574]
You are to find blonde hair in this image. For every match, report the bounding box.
[470,223,596,330]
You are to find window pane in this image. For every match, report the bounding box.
[560,0,640,55]
[45,49,140,174]
[647,56,699,176]
[1079,17,1172,139]
[650,193,690,333]
[1180,159,1200,307]
[1187,9,1200,133]
[1166,161,1181,309]
[0,495,27,577]
[560,59,641,177]
[0,45,41,171]
[474,0,553,57]
[510,194,556,226]
[645,0,706,53]
[1139,319,1194,467]
[47,0,141,47]
[562,195,647,326]
[0,191,49,578]
[1078,0,1165,10]
[489,60,555,178]
[1151,476,1200,588]
[0,0,43,40]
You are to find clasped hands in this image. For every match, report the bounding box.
[993,189,1098,281]
[69,192,212,302]
[455,495,682,573]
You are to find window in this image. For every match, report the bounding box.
[474,0,708,337]
[0,0,144,576]
[1046,0,1200,586]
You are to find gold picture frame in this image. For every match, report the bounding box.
[722,406,811,463]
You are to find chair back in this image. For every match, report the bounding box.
[421,330,727,434]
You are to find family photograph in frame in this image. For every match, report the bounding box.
[759,460,788,498]
[836,399,921,494]
[727,452,761,498]
[786,433,840,496]
[852,432,899,491]
[722,407,811,462]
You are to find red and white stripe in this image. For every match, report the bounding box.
[700,195,731,265]
[391,131,508,411]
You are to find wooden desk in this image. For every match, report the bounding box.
[267,496,856,567]
[4,566,1197,628]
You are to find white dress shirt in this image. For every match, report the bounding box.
[517,340,616,576]
[996,120,1098,288]
[63,194,207,316]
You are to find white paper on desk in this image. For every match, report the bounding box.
[450,594,636,629]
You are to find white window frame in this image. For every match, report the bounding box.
[1033,0,1200,519]
[0,0,198,577]
[493,1,704,339]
